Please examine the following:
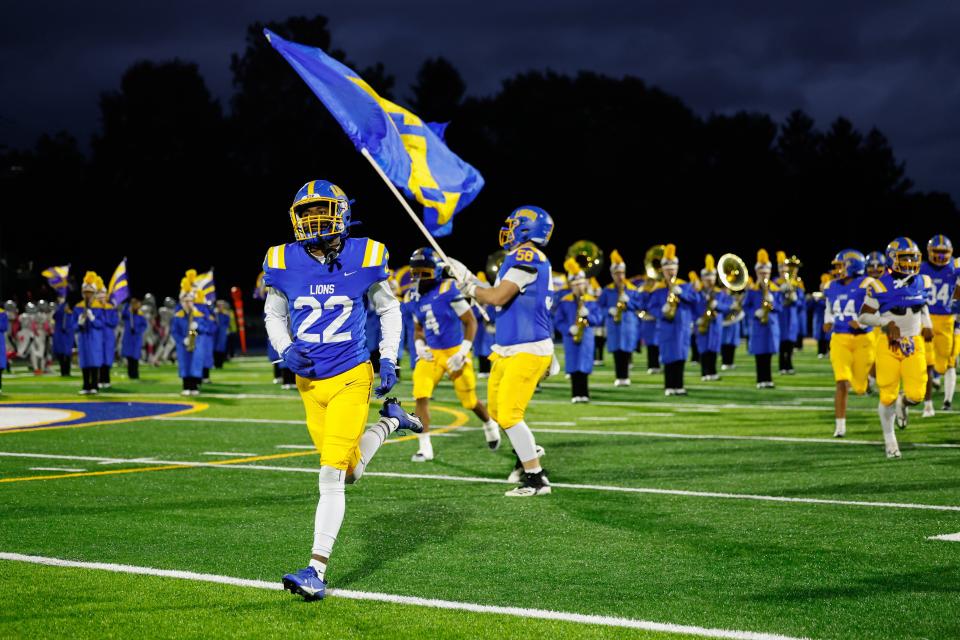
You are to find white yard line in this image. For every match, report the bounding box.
[28,467,86,473]
[580,416,631,422]
[275,444,316,450]
[0,552,808,640]
[202,451,260,457]
[3,451,957,512]
[530,421,577,426]
[158,416,304,424]
[927,533,960,542]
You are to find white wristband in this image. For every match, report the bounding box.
[458,339,472,355]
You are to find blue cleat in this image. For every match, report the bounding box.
[380,398,424,433]
[282,566,327,601]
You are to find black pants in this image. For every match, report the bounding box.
[690,336,700,363]
[273,363,281,380]
[478,355,491,374]
[778,341,794,371]
[817,338,829,355]
[227,334,238,358]
[646,344,660,371]
[214,351,226,369]
[202,367,210,381]
[58,354,71,377]
[595,336,606,363]
[721,344,736,366]
[126,357,139,380]
[664,360,685,389]
[99,365,111,385]
[182,376,200,391]
[282,368,296,386]
[82,367,98,391]
[794,338,803,351]
[613,350,631,379]
[756,354,773,383]
[570,371,590,398]
[700,351,718,377]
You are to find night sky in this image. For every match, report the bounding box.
[2,1,960,201]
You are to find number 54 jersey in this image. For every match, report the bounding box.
[263,237,390,379]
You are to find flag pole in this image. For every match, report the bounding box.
[360,147,489,321]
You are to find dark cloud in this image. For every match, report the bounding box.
[2,0,959,199]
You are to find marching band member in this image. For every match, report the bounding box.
[554,258,604,402]
[743,250,782,389]
[0,305,7,392]
[693,255,733,381]
[775,252,803,375]
[639,278,661,374]
[213,300,231,369]
[646,244,698,395]
[51,297,75,376]
[74,272,105,394]
[720,288,745,370]
[857,237,932,458]
[408,248,501,460]
[120,297,147,380]
[824,250,874,437]
[809,274,832,358]
[95,278,118,388]
[919,234,960,413]
[171,277,216,395]
[457,206,555,497]
[600,250,641,386]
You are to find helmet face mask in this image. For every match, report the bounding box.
[927,234,953,267]
[887,237,922,276]
[289,181,352,254]
[409,248,444,286]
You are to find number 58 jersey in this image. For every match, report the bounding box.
[263,237,390,379]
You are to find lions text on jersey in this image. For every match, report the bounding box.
[263,237,389,378]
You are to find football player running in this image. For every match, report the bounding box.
[408,247,501,460]
[857,237,933,458]
[823,250,875,437]
[263,180,423,601]
[457,206,555,497]
[918,235,960,413]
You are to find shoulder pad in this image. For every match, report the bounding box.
[439,279,454,295]
[360,238,388,268]
[866,277,887,293]
[922,274,934,287]
[265,244,289,270]
[508,247,545,264]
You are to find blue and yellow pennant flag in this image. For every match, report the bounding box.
[266,29,484,237]
[107,258,129,306]
[41,264,70,295]
[195,269,216,305]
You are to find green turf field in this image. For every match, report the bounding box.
[1,346,959,639]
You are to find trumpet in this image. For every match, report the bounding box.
[186,321,198,353]
[697,288,716,334]
[780,255,801,306]
[663,274,680,321]
[614,281,627,323]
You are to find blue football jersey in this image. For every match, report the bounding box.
[494,246,554,346]
[869,272,929,313]
[411,279,468,350]
[262,237,390,378]
[824,276,872,334]
[919,260,959,315]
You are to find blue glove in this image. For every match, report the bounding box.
[375,358,397,398]
[281,344,314,377]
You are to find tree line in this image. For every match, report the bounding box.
[1,14,956,302]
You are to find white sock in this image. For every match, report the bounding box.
[878,403,898,450]
[945,368,957,403]
[868,374,876,388]
[417,433,433,456]
[350,417,398,482]
[924,399,934,411]
[311,466,346,573]
[505,420,539,463]
[835,418,846,432]
[308,558,327,579]
[483,419,500,440]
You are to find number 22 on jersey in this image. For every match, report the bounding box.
[294,295,353,343]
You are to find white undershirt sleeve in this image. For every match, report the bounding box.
[822,302,834,324]
[450,297,471,317]
[368,280,401,363]
[502,267,538,292]
[264,288,293,355]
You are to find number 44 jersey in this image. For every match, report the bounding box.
[263,237,390,379]
[824,275,873,335]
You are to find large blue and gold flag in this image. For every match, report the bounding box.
[107,258,129,306]
[41,264,70,295]
[266,29,484,237]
